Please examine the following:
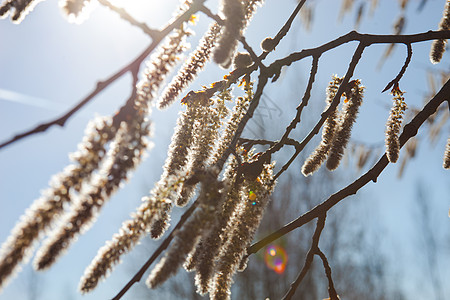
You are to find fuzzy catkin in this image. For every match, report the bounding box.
[177,96,229,206]
[302,76,342,176]
[175,103,215,206]
[146,172,225,289]
[0,117,115,291]
[146,207,206,289]
[137,28,190,107]
[385,87,406,163]
[79,177,178,293]
[188,160,241,295]
[34,117,150,270]
[443,137,450,169]
[214,0,246,68]
[210,162,275,300]
[326,80,364,170]
[211,83,252,166]
[430,0,450,64]
[159,0,262,107]
[159,23,222,109]
[149,102,207,238]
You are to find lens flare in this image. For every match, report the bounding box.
[264,245,287,274]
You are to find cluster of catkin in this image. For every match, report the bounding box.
[0,0,275,296]
[147,149,276,300]
[159,0,262,108]
[302,76,365,176]
[78,78,255,294]
[0,25,191,290]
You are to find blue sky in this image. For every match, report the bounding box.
[0,0,449,299]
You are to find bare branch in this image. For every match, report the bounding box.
[238,137,300,149]
[382,43,413,92]
[316,248,339,300]
[274,42,366,180]
[269,0,307,54]
[269,30,450,79]
[249,78,450,254]
[282,214,326,300]
[267,55,319,155]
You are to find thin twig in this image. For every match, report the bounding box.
[316,248,339,300]
[248,78,450,254]
[273,42,366,180]
[382,43,413,92]
[239,36,261,67]
[282,214,326,300]
[212,1,308,170]
[270,0,307,54]
[238,137,275,147]
[267,55,319,155]
[214,70,269,171]
[269,30,450,79]
[238,137,300,149]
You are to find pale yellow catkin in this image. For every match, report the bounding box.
[0,116,115,291]
[385,87,406,163]
[326,80,364,170]
[302,76,342,176]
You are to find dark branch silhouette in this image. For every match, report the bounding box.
[248,78,450,255]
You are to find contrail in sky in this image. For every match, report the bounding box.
[0,88,92,117]
[0,88,66,110]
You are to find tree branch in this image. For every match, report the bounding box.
[249,78,450,254]
[382,42,413,92]
[273,42,366,180]
[282,214,326,300]
[316,248,339,300]
[267,55,319,155]
[238,137,300,149]
[269,0,307,54]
